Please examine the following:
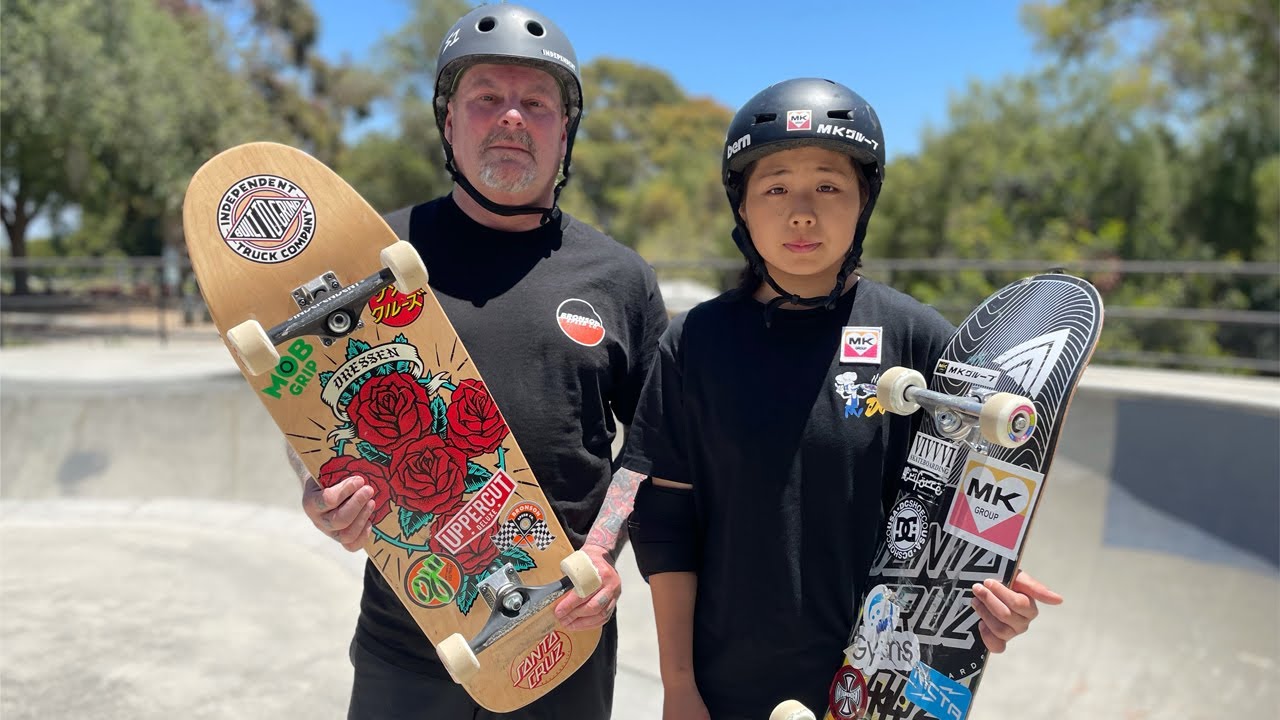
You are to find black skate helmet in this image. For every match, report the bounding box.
[723,78,886,309]
[433,4,583,224]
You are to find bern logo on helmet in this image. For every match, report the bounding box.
[726,133,752,160]
[540,48,576,71]
[556,298,606,347]
[787,109,812,131]
[441,28,460,53]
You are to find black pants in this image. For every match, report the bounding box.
[347,619,618,720]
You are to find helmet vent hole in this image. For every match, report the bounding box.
[526,20,546,36]
[828,110,854,119]
[477,16,496,32]
[753,113,776,124]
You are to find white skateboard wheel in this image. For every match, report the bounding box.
[770,699,816,720]
[877,366,926,415]
[381,241,429,291]
[437,633,480,684]
[979,392,1037,448]
[561,550,602,598]
[226,319,279,376]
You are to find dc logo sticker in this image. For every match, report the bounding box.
[217,174,316,264]
[556,299,606,347]
[887,498,929,561]
[787,109,812,131]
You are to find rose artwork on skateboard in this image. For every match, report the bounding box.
[183,142,602,713]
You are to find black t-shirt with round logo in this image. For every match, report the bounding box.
[621,280,954,717]
[354,194,668,671]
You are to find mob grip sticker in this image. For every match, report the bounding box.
[217,174,316,263]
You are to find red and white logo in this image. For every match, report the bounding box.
[217,174,315,264]
[511,630,572,689]
[787,109,812,132]
[840,326,882,364]
[556,299,606,347]
[828,666,870,720]
[943,452,1044,560]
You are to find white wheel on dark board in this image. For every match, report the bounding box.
[877,366,926,415]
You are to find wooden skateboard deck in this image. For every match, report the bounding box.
[777,273,1103,720]
[182,142,601,713]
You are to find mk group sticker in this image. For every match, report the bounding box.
[840,326,882,364]
[942,452,1044,559]
[217,174,315,263]
[935,359,999,389]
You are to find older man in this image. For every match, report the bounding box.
[289,4,666,718]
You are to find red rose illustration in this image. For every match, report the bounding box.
[390,432,467,517]
[446,379,509,455]
[347,372,433,454]
[315,455,393,523]
[430,522,502,576]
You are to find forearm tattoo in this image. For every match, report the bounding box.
[585,468,646,556]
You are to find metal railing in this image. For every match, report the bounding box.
[2,255,1277,374]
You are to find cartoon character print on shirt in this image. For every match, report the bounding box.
[833,370,885,419]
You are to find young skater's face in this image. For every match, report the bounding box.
[739,146,865,297]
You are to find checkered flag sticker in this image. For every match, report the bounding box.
[492,517,556,551]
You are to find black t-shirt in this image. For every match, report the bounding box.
[621,279,953,718]
[356,195,667,671]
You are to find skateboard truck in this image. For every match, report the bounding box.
[873,366,1036,449]
[224,242,429,375]
[435,550,601,685]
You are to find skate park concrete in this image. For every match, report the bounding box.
[1,339,1277,719]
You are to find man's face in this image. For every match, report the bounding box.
[444,63,568,205]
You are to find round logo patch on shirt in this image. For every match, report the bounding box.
[555,298,606,347]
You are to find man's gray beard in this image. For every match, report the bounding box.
[477,159,538,194]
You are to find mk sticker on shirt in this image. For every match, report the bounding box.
[943,451,1044,559]
[555,298,606,347]
[840,326,882,364]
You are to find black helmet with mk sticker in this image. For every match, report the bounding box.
[433,3,584,224]
[722,78,887,311]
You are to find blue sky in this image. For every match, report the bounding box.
[311,0,1049,159]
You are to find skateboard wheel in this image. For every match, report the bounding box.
[561,550,602,598]
[226,319,279,376]
[381,241,429,291]
[877,366,926,415]
[770,699,816,720]
[437,633,480,684]
[979,392,1037,448]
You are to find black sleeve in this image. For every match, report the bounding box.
[881,307,957,515]
[610,263,669,427]
[619,314,690,484]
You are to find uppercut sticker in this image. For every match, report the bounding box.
[217,174,315,263]
[556,298,606,347]
[840,326,882,364]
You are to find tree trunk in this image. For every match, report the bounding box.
[3,211,31,296]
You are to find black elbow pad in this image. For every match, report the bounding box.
[627,479,698,579]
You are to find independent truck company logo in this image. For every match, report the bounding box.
[217,174,315,263]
